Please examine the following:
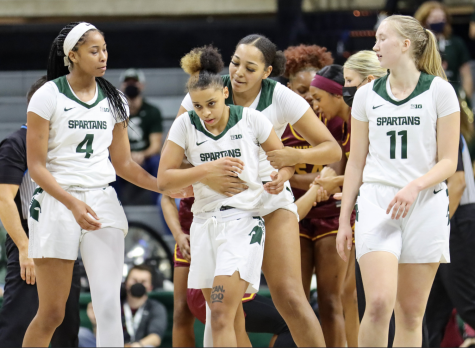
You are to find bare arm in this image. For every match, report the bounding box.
[161,195,190,262]
[386,112,460,219]
[289,172,319,191]
[260,129,295,194]
[137,333,161,347]
[267,108,342,168]
[460,63,473,99]
[157,140,244,193]
[447,171,466,219]
[27,112,101,231]
[0,184,35,284]
[337,118,369,261]
[110,122,161,193]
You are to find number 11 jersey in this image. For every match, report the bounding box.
[27,76,128,187]
[352,73,459,188]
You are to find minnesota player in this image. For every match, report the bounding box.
[337,15,460,346]
[177,35,341,347]
[23,22,165,347]
[157,45,294,347]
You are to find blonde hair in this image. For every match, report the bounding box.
[343,50,387,80]
[414,1,452,39]
[384,15,447,80]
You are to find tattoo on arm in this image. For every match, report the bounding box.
[211,285,225,303]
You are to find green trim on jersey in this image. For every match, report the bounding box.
[222,75,276,111]
[373,73,436,106]
[188,104,243,141]
[53,76,107,109]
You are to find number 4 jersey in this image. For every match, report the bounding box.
[27,76,128,187]
[352,73,459,188]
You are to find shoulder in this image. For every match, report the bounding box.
[431,76,457,96]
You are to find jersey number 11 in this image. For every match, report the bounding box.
[386,130,407,159]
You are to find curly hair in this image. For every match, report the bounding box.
[283,44,334,79]
[180,45,224,91]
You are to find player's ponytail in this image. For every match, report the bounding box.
[180,45,225,91]
[237,34,286,77]
[384,15,446,80]
[47,22,129,125]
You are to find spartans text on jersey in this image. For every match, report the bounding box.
[200,149,242,162]
[68,120,108,129]
[377,117,420,126]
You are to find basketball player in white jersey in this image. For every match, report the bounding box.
[337,15,460,346]
[177,34,341,347]
[158,45,294,347]
[23,23,169,347]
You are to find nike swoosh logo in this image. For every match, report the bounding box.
[64,107,75,111]
[196,140,208,146]
[434,189,443,194]
[372,105,384,109]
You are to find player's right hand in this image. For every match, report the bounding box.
[177,233,191,262]
[202,157,248,197]
[19,248,36,285]
[336,223,353,262]
[70,198,102,231]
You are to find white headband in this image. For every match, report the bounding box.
[63,22,97,67]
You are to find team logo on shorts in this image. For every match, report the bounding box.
[30,187,44,222]
[249,217,265,245]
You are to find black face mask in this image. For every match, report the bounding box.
[342,86,357,108]
[429,22,445,34]
[130,283,147,298]
[342,77,368,107]
[124,84,140,99]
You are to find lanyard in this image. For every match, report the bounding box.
[123,302,145,342]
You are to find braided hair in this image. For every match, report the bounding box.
[47,22,129,125]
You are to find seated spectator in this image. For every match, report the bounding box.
[115,68,163,205]
[123,265,168,347]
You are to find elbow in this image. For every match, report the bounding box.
[156,176,172,193]
[330,140,342,163]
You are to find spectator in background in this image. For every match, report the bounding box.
[415,2,473,101]
[0,76,81,347]
[123,265,167,347]
[118,68,163,205]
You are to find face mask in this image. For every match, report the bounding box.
[342,86,357,108]
[429,22,445,34]
[342,77,368,107]
[124,84,140,99]
[130,283,147,298]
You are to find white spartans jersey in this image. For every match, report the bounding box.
[168,104,273,214]
[352,73,460,188]
[27,76,128,187]
[181,75,310,180]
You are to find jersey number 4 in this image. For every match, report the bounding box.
[76,134,94,159]
[386,130,407,159]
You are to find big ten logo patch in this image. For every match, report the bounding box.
[410,104,422,109]
[231,134,242,140]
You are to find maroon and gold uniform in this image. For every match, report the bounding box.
[174,197,194,267]
[282,116,354,241]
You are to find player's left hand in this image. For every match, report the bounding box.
[267,147,299,169]
[386,182,420,220]
[264,171,286,194]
